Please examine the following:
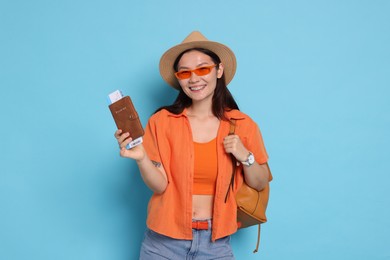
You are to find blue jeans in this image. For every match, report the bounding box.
[139,220,235,260]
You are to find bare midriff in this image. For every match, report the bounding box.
[192,194,214,219]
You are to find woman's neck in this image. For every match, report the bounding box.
[187,100,214,119]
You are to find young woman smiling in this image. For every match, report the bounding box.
[115,31,271,259]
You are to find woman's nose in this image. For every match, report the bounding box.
[188,71,200,83]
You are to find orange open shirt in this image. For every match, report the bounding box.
[143,108,270,241]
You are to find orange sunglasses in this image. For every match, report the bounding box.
[174,64,217,80]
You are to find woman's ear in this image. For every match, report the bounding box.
[217,63,224,78]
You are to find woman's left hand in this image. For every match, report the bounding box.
[223,134,249,162]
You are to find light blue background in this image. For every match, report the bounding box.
[1,0,389,259]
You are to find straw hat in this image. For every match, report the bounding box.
[159,31,237,90]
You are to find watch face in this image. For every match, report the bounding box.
[248,154,255,164]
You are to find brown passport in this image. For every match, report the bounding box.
[108,96,144,139]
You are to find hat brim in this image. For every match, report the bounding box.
[159,40,237,90]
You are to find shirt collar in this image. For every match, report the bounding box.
[225,109,245,121]
[167,108,188,118]
[166,108,245,120]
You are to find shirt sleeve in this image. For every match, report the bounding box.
[143,114,162,163]
[244,119,273,181]
[250,122,268,165]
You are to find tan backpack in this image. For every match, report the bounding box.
[225,119,271,253]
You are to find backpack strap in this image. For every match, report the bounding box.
[224,119,237,203]
[253,224,261,253]
[229,119,236,135]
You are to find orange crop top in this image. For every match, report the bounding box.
[193,138,218,195]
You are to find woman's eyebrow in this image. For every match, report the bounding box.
[177,62,211,70]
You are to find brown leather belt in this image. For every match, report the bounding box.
[192,221,209,230]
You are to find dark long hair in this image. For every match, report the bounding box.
[155,48,239,120]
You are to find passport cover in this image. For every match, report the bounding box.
[109,96,144,139]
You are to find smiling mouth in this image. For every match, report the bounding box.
[189,85,206,91]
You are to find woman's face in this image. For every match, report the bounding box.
[176,50,224,103]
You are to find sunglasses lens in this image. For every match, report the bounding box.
[194,67,211,76]
[175,71,191,79]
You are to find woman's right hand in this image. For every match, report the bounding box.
[114,129,146,162]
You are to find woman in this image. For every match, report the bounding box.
[115,31,271,259]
